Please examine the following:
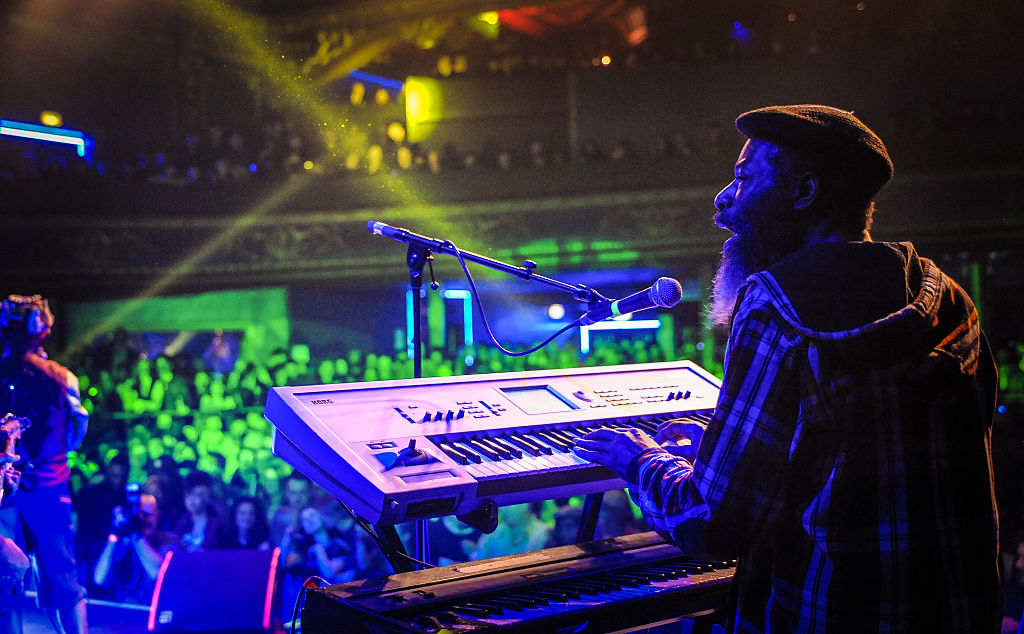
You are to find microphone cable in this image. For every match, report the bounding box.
[441,238,582,358]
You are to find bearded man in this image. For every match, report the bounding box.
[574,105,1000,632]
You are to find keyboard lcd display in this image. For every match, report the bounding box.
[500,385,578,414]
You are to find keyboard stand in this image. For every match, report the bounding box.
[378,491,604,574]
[576,492,604,543]
[375,524,415,573]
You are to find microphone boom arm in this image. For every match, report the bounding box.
[369,221,606,305]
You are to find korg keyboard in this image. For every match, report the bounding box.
[301,530,735,633]
[264,361,720,525]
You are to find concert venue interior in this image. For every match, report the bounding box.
[2,0,1023,632]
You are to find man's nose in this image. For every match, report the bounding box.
[714,188,732,212]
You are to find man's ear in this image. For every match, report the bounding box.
[793,172,818,210]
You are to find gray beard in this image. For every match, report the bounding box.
[708,243,751,328]
[708,210,807,329]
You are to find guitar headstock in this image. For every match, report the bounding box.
[0,414,28,444]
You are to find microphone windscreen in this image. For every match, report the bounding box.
[652,277,683,308]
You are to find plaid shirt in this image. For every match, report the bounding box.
[631,242,1000,633]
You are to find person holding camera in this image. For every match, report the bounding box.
[92,492,178,605]
[0,295,88,634]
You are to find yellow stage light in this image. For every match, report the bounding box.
[350,82,365,106]
[397,145,413,169]
[40,110,63,127]
[387,121,406,143]
[404,76,444,143]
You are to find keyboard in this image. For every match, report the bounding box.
[265,361,720,525]
[301,530,734,633]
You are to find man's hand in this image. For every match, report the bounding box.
[572,428,662,481]
[654,419,707,464]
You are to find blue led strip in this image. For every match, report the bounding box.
[442,289,474,345]
[347,70,405,92]
[0,118,93,159]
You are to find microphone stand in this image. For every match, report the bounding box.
[373,226,614,571]
[374,243,433,573]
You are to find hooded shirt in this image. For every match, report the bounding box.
[629,241,1000,633]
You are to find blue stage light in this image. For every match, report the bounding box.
[0,118,93,159]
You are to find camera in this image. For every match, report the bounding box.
[110,482,143,537]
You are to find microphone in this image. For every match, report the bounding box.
[367,221,444,249]
[579,277,683,326]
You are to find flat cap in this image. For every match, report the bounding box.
[736,104,893,193]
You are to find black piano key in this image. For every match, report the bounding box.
[477,596,538,610]
[502,592,548,607]
[640,566,685,579]
[537,431,572,451]
[451,602,504,617]
[663,561,714,573]
[446,441,483,464]
[436,442,470,465]
[601,573,647,587]
[533,431,571,452]
[477,437,514,460]
[549,431,577,451]
[679,557,727,570]
[502,435,541,457]
[464,439,502,461]
[512,433,552,455]
[631,419,659,435]
[529,587,580,601]
[560,578,622,593]
[553,583,602,596]
[621,568,665,582]
[448,602,499,618]
[551,429,580,444]
[455,441,491,465]
[487,436,523,459]
[619,568,662,581]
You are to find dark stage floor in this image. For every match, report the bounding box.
[16,596,149,634]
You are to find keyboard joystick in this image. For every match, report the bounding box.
[392,439,431,467]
